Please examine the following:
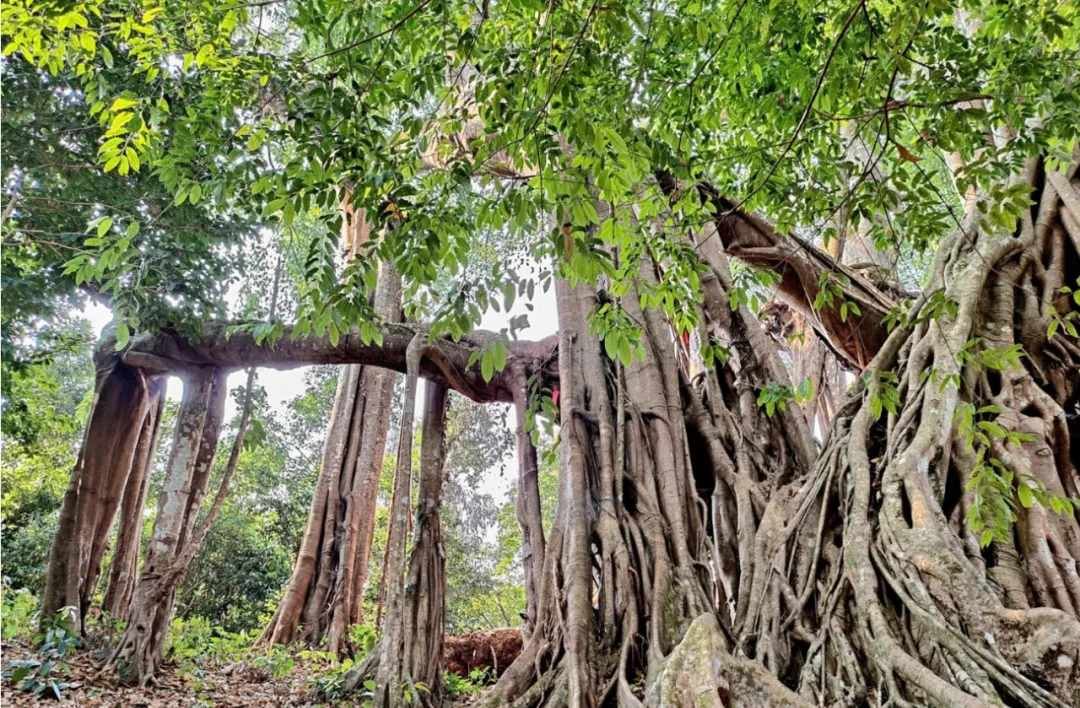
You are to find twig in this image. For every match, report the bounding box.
[306,0,436,64]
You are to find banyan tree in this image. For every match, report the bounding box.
[6,0,1080,704]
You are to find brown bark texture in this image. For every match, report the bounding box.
[101,387,167,620]
[41,348,164,631]
[105,368,223,684]
[476,160,1080,707]
[259,264,403,652]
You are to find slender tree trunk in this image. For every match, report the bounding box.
[102,387,167,620]
[400,381,450,704]
[370,334,423,707]
[41,348,160,631]
[511,363,546,640]
[260,264,402,650]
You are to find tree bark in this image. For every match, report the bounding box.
[400,381,450,704]
[119,320,558,405]
[337,334,425,705]
[106,369,224,685]
[41,348,161,631]
[511,363,546,640]
[697,182,898,369]
[370,334,423,707]
[474,165,1080,708]
[102,386,167,620]
[340,344,452,707]
[260,265,402,651]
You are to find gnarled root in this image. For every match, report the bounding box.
[647,614,808,708]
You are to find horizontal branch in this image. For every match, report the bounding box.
[702,187,898,368]
[120,322,559,404]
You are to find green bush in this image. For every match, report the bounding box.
[176,512,292,634]
[0,585,39,640]
[166,615,256,666]
[1,506,60,596]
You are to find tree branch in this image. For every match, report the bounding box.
[120,322,558,403]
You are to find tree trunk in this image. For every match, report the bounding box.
[400,381,450,703]
[340,342,452,707]
[512,363,546,640]
[477,167,1080,707]
[337,333,425,703]
[106,369,225,685]
[476,249,813,707]
[102,388,167,620]
[260,264,402,651]
[41,348,162,631]
[729,158,1080,707]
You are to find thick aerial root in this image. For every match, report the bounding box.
[647,614,808,708]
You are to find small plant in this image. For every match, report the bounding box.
[166,615,256,666]
[2,607,81,699]
[348,621,378,657]
[755,379,812,417]
[468,666,492,685]
[444,672,481,699]
[444,666,493,698]
[250,645,295,679]
[313,657,357,701]
[1047,277,1080,340]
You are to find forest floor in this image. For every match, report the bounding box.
[1,629,523,706]
[1,638,314,706]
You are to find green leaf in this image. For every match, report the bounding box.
[618,337,632,368]
[604,334,618,360]
[109,112,134,132]
[1017,483,1033,508]
[114,323,130,350]
[110,97,138,112]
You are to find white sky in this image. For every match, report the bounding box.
[83,281,559,504]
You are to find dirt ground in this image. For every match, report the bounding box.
[1,638,313,707]
[1,629,524,706]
